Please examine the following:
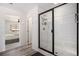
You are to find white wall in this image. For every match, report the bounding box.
[32,7,38,51]
[0,16,5,52]
[26,6,38,51]
[19,14,27,46]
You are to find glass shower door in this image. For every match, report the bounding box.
[54,3,77,56]
[40,10,53,53]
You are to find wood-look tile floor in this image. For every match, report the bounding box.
[0,45,37,56]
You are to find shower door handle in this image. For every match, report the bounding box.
[75,13,77,23]
[51,29,53,33]
[75,13,79,23]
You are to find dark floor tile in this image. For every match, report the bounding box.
[31,52,44,56]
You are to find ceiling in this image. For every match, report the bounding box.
[0,3,59,14]
[0,3,37,14]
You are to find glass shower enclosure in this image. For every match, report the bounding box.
[39,3,79,56]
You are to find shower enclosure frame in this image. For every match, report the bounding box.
[38,3,79,56]
[38,8,54,54]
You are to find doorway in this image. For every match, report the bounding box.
[27,17,32,48]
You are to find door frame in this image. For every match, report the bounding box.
[38,9,54,54]
[77,3,78,56]
[38,3,78,56]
